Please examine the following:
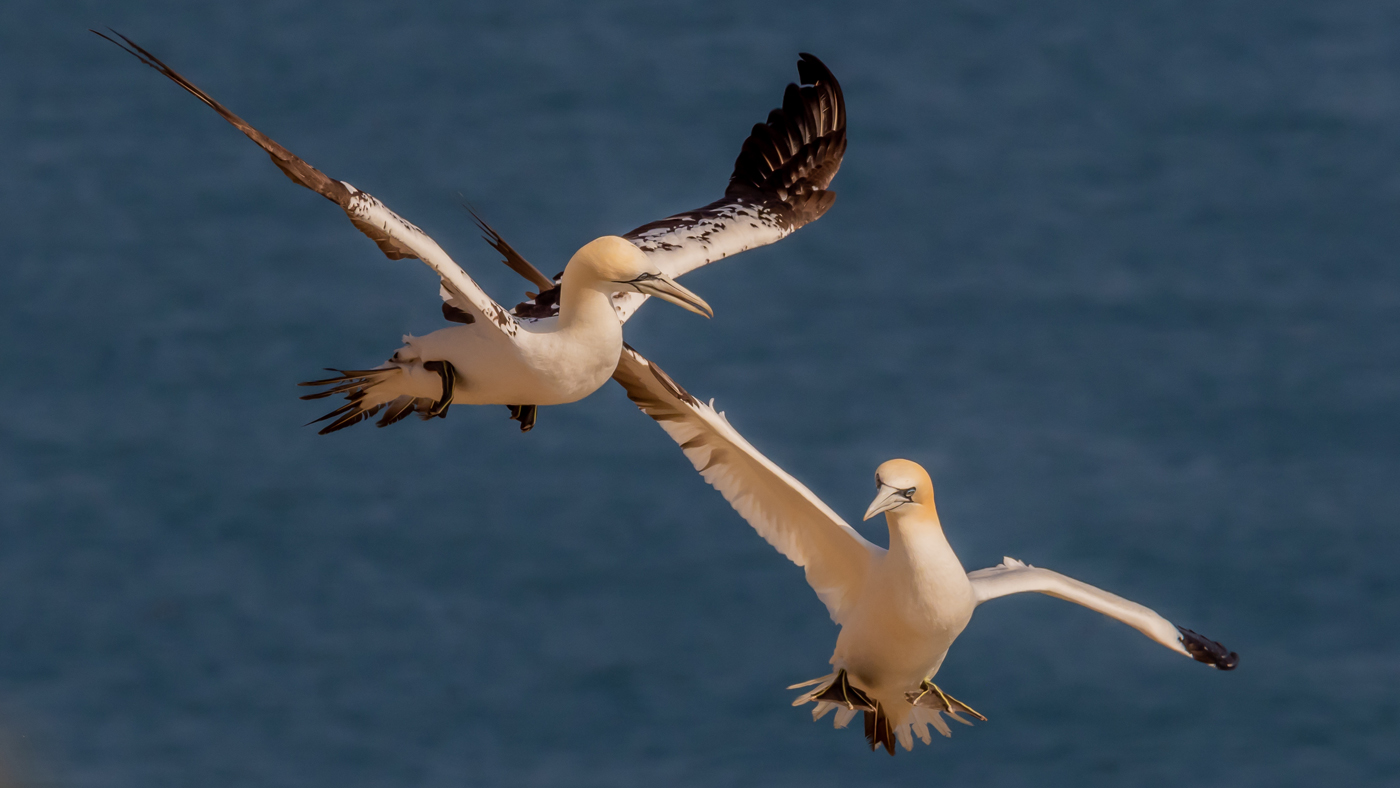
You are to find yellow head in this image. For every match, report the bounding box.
[564,236,652,283]
[863,459,936,521]
[561,236,713,318]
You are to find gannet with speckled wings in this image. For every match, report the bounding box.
[611,348,1238,755]
[97,31,845,433]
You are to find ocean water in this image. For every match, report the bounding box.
[2,1,1397,785]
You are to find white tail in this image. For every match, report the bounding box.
[298,360,456,434]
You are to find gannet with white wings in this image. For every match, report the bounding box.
[612,348,1238,755]
[97,32,845,433]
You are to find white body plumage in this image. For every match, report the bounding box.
[613,348,1239,754]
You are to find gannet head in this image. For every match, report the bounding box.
[565,236,713,318]
[863,459,935,521]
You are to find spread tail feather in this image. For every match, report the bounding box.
[298,362,456,435]
[791,670,979,753]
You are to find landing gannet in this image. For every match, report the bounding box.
[97,32,845,433]
[612,348,1238,755]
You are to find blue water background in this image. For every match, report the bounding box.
[2,1,1397,785]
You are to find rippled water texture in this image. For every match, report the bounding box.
[2,1,1397,786]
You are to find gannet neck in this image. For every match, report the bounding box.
[883,505,950,556]
[555,273,621,331]
[554,236,640,331]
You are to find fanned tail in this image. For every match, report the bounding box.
[790,670,980,753]
[298,360,456,435]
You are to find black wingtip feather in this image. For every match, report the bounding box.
[1177,626,1240,670]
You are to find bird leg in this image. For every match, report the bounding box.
[905,680,987,722]
[507,404,537,432]
[422,360,456,418]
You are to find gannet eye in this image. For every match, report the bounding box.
[901,487,916,499]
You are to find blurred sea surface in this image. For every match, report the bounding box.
[1,1,1397,786]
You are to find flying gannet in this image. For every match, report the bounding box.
[96,31,845,433]
[610,347,1238,755]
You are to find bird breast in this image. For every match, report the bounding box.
[832,529,976,693]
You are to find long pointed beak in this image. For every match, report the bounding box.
[863,486,908,521]
[620,272,714,318]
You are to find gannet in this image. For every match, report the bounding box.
[96,31,845,433]
[611,347,1239,755]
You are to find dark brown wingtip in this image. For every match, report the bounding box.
[796,53,841,103]
[1177,626,1239,670]
[463,203,554,292]
[95,29,353,209]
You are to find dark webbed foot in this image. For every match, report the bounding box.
[905,680,986,722]
[507,404,537,432]
[1177,626,1239,670]
[422,360,455,417]
[863,702,896,755]
[809,669,874,710]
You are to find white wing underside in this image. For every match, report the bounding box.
[613,346,880,621]
[967,558,1190,657]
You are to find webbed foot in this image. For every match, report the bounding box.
[905,680,986,723]
[507,404,536,432]
[808,669,875,710]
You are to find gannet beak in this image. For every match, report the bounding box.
[863,485,911,521]
[618,272,714,318]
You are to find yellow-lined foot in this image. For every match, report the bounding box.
[904,680,987,722]
[809,669,875,711]
[863,701,896,755]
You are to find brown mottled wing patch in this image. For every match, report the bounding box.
[347,217,419,260]
[614,54,846,323]
[510,272,563,320]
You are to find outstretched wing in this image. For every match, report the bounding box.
[968,557,1239,670]
[96,30,520,336]
[612,345,879,622]
[507,53,847,323]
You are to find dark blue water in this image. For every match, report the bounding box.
[3,1,1397,785]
